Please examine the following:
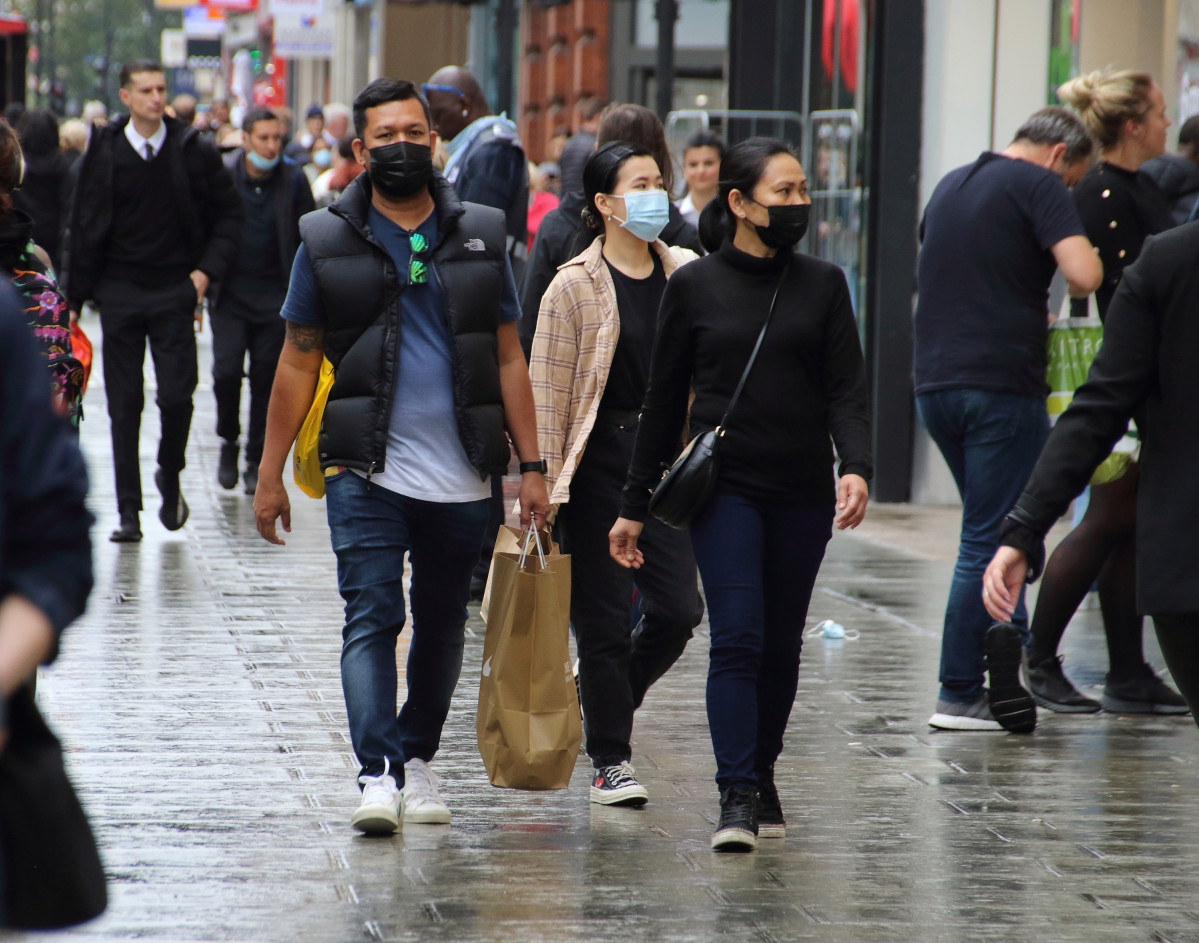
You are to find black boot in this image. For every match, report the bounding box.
[711,785,758,852]
[109,508,142,543]
[218,440,238,490]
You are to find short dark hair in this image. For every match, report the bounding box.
[17,107,60,159]
[120,59,164,89]
[1178,114,1199,149]
[242,106,278,135]
[1012,106,1094,166]
[683,130,726,161]
[698,136,795,254]
[352,78,431,140]
[337,133,356,160]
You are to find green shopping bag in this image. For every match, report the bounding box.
[1046,309,1138,485]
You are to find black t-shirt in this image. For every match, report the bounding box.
[913,152,1085,398]
[620,241,872,519]
[600,253,666,411]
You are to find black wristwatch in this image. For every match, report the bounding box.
[519,459,547,474]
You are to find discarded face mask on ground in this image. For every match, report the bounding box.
[806,619,860,640]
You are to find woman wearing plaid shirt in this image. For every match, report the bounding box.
[528,142,704,809]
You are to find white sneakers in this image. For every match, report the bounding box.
[350,757,403,835]
[402,758,452,824]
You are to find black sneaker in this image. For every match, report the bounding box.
[155,469,190,532]
[711,785,758,852]
[984,623,1036,733]
[755,765,785,839]
[1102,666,1190,715]
[589,761,648,807]
[218,440,238,490]
[1029,656,1101,713]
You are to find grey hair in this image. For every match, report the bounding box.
[1012,106,1094,165]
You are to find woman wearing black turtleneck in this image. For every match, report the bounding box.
[610,138,871,852]
[1024,71,1184,717]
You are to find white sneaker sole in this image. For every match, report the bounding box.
[403,800,451,824]
[351,804,401,835]
[711,826,757,852]
[757,823,786,839]
[928,712,1003,731]
[589,785,648,806]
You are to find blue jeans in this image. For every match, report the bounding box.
[689,491,833,790]
[325,471,489,782]
[916,389,1048,704]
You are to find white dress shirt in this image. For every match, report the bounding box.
[124,120,167,160]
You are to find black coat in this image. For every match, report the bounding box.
[1001,222,1199,614]
[62,115,244,310]
[12,150,72,270]
[517,192,700,359]
[221,149,314,286]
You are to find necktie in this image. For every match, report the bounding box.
[145,142,154,161]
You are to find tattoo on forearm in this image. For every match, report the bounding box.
[287,322,325,354]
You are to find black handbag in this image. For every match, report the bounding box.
[648,262,790,528]
[0,684,107,930]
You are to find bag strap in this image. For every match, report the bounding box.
[716,259,791,432]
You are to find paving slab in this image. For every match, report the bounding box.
[13,317,1199,943]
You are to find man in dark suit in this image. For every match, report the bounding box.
[985,221,1199,727]
[65,59,243,542]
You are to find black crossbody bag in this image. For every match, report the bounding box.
[648,261,790,528]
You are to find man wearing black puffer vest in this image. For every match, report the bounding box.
[254,78,548,837]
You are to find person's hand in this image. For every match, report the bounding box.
[982,546,1029,622]
[190,269,210,302]
[518,472,549,530]
[254,475,292,545]
[609,517,644,569]
[835,473,869,530]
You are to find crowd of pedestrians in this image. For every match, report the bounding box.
[3,55,1199,909]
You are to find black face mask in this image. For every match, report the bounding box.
[752,202,810,249]
[368,141,432,199]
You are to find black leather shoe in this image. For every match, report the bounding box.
[109,510,142,543]
[155,469,189,531]
[242,466,258,495]
[218,440,238,490]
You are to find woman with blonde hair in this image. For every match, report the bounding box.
[1024,69,1183,715]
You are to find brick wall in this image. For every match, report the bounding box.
[519,0,610,164]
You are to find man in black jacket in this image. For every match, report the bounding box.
[214,107,315,495]
[65,59,243,542]
[253,79,547,836]
[984,221,1199,726]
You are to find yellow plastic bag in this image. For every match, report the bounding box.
[293,358,334,499]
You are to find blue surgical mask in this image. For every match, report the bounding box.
[312,149,332,169]
[608,189,670,242]
[248,150,280,172]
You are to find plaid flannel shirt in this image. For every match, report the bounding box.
[528,235,697,514]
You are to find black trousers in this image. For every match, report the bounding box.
[1152,613,1199,727]
[556,416,705,767]
[211,297,286,467]
[96,277,198,514]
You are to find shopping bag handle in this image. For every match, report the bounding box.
[518,526,547,570]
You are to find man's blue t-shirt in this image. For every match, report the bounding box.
[281,205,520,502]
[913,152,1086,398]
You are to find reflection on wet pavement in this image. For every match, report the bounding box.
[34,322,1199,942]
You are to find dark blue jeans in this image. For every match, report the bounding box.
[325,471,489,782]
[689,491,833,790]
[916,389,1048,704]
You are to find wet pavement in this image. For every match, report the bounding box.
[16,316,1199,943]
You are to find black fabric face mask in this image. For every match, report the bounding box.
[368,141,432,199]
[753,202,810,249]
